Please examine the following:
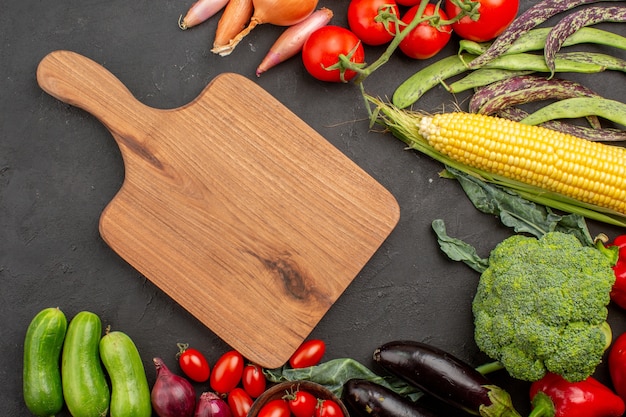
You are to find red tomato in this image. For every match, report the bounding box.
[302,26,365,83]
[288,390,318,417]
[177,346,210,382]
[395,0,421,5]
[289,339,326,369]
[242,363,266,398]
[315,399,344,417]
[228,387,254,417]
[398,3,452,60]
[258,399,291,417]
[347,0,400,46]
[210,350,244,394]
[445,0,519,42]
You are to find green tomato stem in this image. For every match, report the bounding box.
[352,0,477,84]
[354,0,431,84]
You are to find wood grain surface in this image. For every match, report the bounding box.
[36,50,400,368]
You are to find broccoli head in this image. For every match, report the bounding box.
[472,231,615,382]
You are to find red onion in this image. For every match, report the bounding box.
[195,391,233,417]
[151,357,196,417]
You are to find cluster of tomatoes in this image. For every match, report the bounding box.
[301,0,519,82]
[176,340,328,417]
[256,388,344,417]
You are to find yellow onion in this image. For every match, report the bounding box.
[216,0,318,56]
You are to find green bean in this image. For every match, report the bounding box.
[391,54,476,109]
[520,97,626,128]
[498,107,626,142]
[447,69,535,93]
[447,53,604,93]
[459,27,626,57]
[458,40,490,56]
[481,52,605,72]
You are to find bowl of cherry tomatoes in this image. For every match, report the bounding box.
[247,380,348,417]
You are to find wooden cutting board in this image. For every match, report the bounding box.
[36,50,400,368]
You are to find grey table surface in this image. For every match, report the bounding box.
[2,0,626,415]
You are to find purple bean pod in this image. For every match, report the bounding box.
[559,51,626,72]
[469,75,602,129]
[467,0,622,69]
[544,5,626,76]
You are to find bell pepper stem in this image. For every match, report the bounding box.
[593,234,620,265]
[528,392,556,417]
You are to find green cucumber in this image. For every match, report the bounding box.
[62,311,110,417]
[99,330,152,417]
[23,307,67,417]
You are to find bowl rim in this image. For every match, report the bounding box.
[247,380,349,417]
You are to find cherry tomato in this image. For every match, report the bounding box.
[445,0,519,42]
[289,339,326,369]
[258,399,291,417]
[302,26,365,83]
[242,363,266,398]
[398,3,452,60]
[347,0,400,46]
[288,390,318,417]
[210,350,244,394]
[316,399,344,417]
[177,345,210,382]
[228,387,254,417]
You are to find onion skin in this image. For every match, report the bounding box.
[250,0,319,27]
[212,0,254,56]
[151,357,196,417]
[179,0,230,30]
[256,7,333,77]
[195,392,233,417]
[218,0,318,56]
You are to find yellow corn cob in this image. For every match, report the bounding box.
[417,112,626,216]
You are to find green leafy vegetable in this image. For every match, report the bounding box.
[443,167,593,245]
[432,219,489,273]
[264,358,423,401]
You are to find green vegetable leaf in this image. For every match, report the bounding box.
[264,358,423,402]
[432,219,489,273]
[444,167,593,245]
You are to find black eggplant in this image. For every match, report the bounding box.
[342,379,438,417]
[372,341,521,417]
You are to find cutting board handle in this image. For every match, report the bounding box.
[36,50,152,144]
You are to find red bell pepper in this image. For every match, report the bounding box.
[608,235,626,309]
[609,331,626,403]
[529,372,625,417]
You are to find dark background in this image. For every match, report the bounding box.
[2,0,626,415]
